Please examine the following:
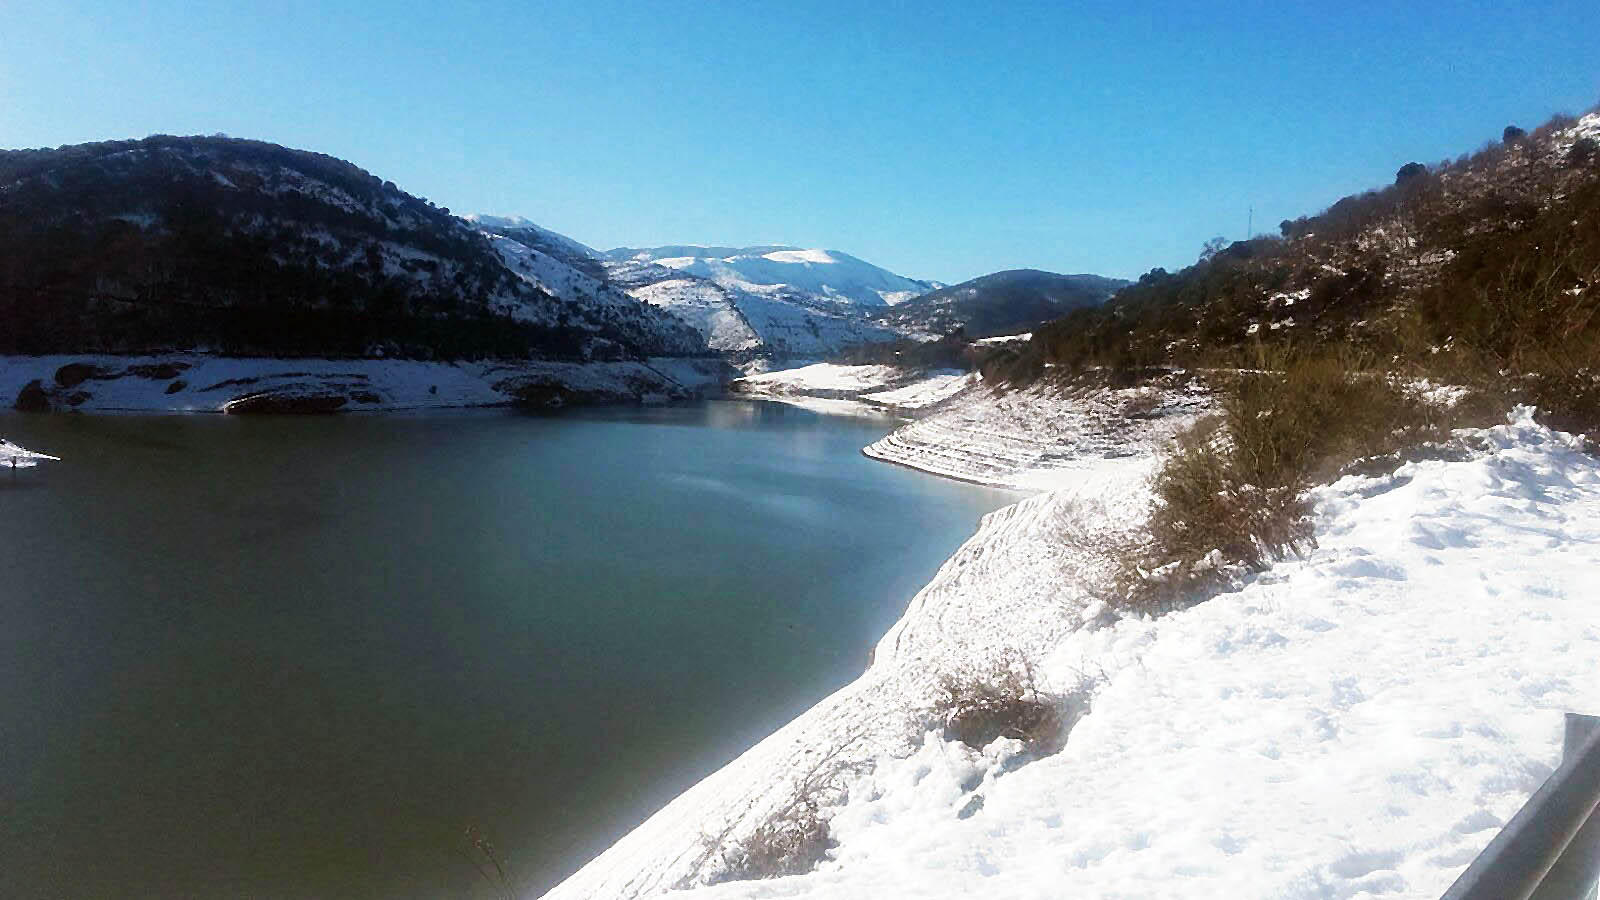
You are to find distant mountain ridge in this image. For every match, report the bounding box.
[459,221,910,360]
[606,244,942,308]
[0,133,1130,382]
[881,269,1128,338]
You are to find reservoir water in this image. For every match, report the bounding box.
[0,402,1014,899]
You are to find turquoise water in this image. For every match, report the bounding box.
[0,403,1014,899]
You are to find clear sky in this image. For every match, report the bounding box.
[3,1,1597,283]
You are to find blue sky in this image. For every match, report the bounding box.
[3,1,1597,283]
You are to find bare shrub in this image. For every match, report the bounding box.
[710,799,833,885]
[1515,337,1600,447]
[694,727,873,887]
[1124,349,1465,611]
[455,824,516,900]
[1118,387,1164,419]
[930,654,1093,759]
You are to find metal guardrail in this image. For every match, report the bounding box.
[1441,713,1600,900]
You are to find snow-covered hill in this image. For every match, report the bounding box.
[607,245,940,308]
[611,261,906,362]
[462,220,910,362]
[0,136,703,363]
[879,269,1127,338]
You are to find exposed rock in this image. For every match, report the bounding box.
[222,388,349,414]
[14,379,51,412]
[128,363,189,380]
[55,362,110,388]
[494,376,615,409]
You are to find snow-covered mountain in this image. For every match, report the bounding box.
[604,256,904,360]
[465,215,661,322]
[466,223,914,362]
[606,245,941,308]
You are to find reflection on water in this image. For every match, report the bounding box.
[0,404,1013,900]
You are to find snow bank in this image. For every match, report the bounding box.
[973,332,1032,346]
[859,372,977,412]
[672,409,1600,900]
[864,375,1211,489]
[731,365,980,418]
[0,354,733,413]
[0,438,59,468]
[736,363,905,396]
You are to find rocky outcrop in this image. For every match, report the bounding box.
[14,379,50,412]
[221,387,350,414]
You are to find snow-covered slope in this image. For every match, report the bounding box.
[539,383,1203,899]
[543,408,1600,900]
[464,214,604,265]
[730,364,979,418]
[865,374,1212,490]
[670,409,1600,900]
[607,245,939,308]
[604,256,906,361]
[540,456,1149,900]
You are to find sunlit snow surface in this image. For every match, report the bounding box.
[731,364,981,419]
[0,439,58,468]
[638,247,933,307]
[545,408,1600,899]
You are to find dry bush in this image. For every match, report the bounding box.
[455,825,516,900]
[709,800,833,885]
[695,728,872,887]
[1514,338,1600,447]
[1124,349,1466,612]
[929,655,1093,759]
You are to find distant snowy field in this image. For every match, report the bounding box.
[732,363,978,417]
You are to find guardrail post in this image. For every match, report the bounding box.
[1531,715,1600,900]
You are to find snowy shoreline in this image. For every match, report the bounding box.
[542,375,1211,897]
[543,379,1600,899]
[0,353,734,414]
[729,362,980,421]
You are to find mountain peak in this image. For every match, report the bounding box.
[602,243,936,307]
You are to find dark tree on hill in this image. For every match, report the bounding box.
[1503,125,1527,143]
[1570,137,1599,167]
[1395,162,1427,184]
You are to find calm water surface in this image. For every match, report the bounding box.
[0,402,1014,899]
